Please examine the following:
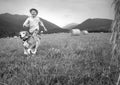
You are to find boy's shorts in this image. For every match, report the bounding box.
[29,29,39,35]
[30,29,41,41]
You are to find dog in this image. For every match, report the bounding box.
[19,31,41,55]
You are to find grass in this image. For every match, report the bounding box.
[0,33,118,85]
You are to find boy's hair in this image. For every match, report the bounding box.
[30,8,38,14]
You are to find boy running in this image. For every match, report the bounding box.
[23,8,47,54]
[23,8,47,34]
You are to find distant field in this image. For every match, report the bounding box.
[0,33,111,56]
[0,33,118,85]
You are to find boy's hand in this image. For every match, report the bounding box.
[41,31,44,34]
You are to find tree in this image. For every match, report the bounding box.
[110,0,120,85]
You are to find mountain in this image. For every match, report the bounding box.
[63,23,78,29]
[73,18,113,32]
[0,13,68,38]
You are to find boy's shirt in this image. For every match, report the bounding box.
[23,16,42,33]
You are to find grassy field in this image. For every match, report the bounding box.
[0,33,118,85]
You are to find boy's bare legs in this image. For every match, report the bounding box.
[31,41,40,54]
[31,30,40,54]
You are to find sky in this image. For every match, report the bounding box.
[0,0,114,27]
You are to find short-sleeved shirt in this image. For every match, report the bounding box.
[23,16,41,33]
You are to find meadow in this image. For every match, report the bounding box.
[0,33,118,85]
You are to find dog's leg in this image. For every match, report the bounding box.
[23,41,29,55]
[27,45,35,54]
[27,48,31,54]
[31,45,37,54]
[24,48,28,55]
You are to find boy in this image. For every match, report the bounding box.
[23,8,47,34]
[23,8,47,54]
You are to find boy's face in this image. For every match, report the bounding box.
[30,10,37,17]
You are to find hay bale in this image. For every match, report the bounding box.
[14,36,17,38]
[71,29,81,36]
[82,30,88,34]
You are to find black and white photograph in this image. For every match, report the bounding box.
[0,0,120,85]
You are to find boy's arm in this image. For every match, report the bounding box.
[23,18,30,28]
[39,19,47,31]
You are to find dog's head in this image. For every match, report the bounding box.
[19,31,30,40]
